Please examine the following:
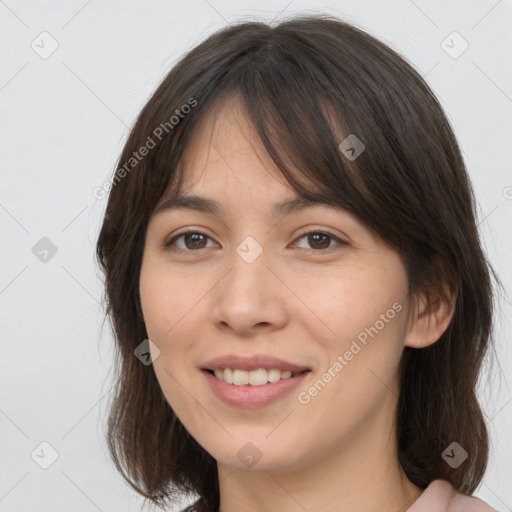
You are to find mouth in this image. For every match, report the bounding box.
[202,368,312,408]
[203,368,311,386]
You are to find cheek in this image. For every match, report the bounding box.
[139,258,206,395]
[302,264,408,341]
[296,294,407,444]
[139,261,199,419]
[139,258,199,340]
[300,263,409,409]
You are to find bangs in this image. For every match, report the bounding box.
[156,41,412,254]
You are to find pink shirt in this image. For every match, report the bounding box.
[407,479,497,511]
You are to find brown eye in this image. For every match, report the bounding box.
[165,231,214,251]
[305,233,331,250]
[293,230,346,252]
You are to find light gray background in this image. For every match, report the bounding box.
[1,0,511,510]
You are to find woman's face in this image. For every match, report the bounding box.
[139,101,418,474]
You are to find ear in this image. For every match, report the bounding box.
[404,280,457,349]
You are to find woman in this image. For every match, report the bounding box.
[96,14,499,512]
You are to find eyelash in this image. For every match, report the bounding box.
[163,229,347,254]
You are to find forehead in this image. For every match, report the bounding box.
[154,101,349,218]
[179,98,279,182]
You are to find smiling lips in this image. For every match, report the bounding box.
[212,367,303,386]
[202,353,311,373]
[201,354,312,408]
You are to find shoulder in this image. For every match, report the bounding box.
[407,479,497,512]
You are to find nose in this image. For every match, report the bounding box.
[210,240,289,336]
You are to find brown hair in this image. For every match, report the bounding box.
[95,14,500,511]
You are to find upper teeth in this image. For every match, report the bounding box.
[213,368,299,386]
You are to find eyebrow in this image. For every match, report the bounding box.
[153,193,341,217]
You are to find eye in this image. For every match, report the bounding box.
[164,230,216,252]
[292,229,347,252]
[164,229,347,253]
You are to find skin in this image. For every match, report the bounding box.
[139,97,456,512]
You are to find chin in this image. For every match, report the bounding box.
[200,434,308,474]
